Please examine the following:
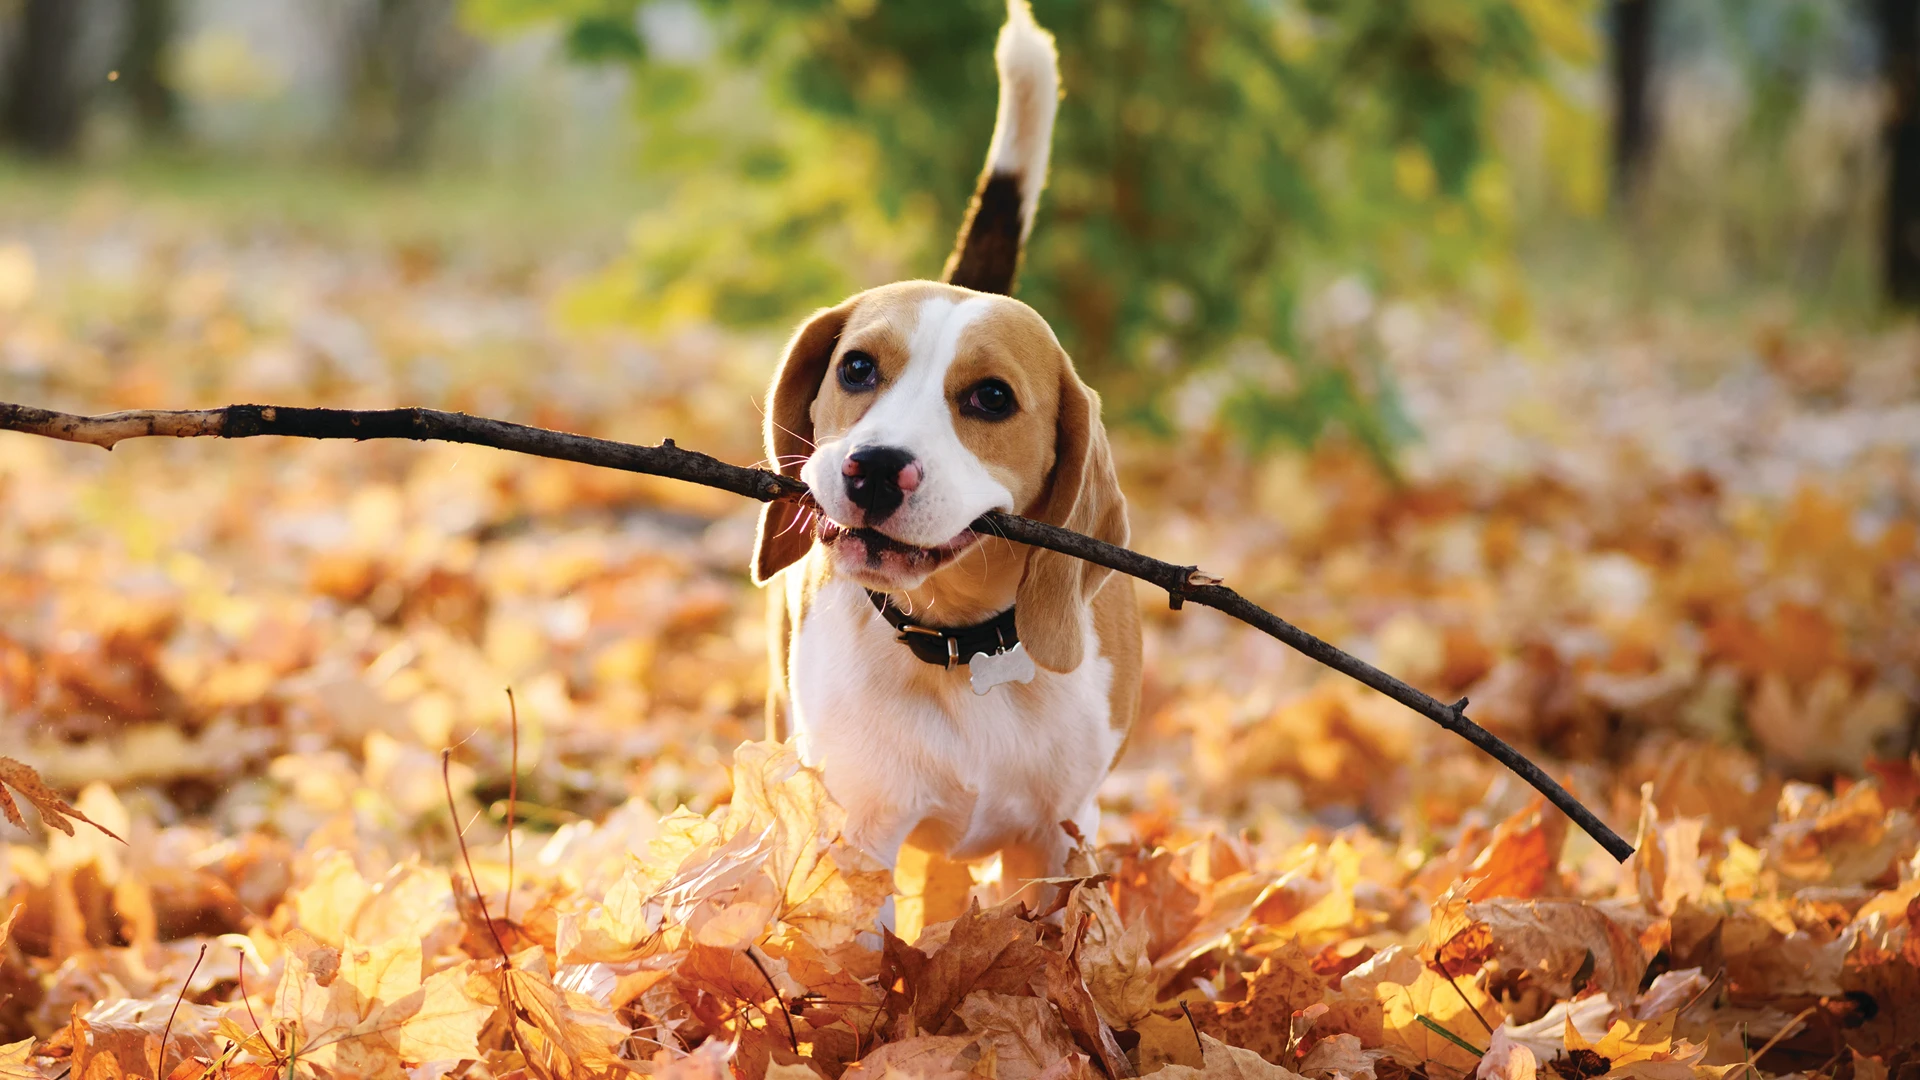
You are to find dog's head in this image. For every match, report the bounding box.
[752,280,1126,672]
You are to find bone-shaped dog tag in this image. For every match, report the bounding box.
[969,642,1037,695]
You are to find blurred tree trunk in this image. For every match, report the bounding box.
[1609,0,1658,202]
[2,0,89,156]
[1881,0,1920,306]
[344,0,476,169]
[117,0,179,137]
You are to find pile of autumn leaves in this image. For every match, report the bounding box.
[3,739,1917,1080]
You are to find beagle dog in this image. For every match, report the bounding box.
[750,0,1140,888]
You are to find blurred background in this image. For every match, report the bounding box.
[1,0,1918,972]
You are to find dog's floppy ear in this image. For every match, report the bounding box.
[1015,367,1127,672]
[752,299,855,585]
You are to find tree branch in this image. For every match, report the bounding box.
[0,400,1634,862]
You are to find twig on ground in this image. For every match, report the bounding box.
[0,400,1634,861]
[504,687,519,927]
[159,942,208,1078]
[745,946,800,1054]
[442,748,512,963]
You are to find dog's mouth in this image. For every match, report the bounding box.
[818,519,981,576]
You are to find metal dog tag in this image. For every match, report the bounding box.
[969,642,1037,695]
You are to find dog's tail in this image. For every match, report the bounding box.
[941,0,1059,297]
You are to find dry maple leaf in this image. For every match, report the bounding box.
[1189,944,1329,1064]
[1152,870,1284,981]
[840,1035,975,1079]
[492,949,630,1080]
[1621,788,1707,917]
[1065,880,1155,1030]
[1480,1044,1536,1080]
[723,741,895,945]
[1561,1012,1675,1070]
[1298,1033,1383,1080]
[1465,798,1568,902]
[274,934,490,1075]
[1379,968,1505,1072]
[642,1040,735,1079]
[0,1039,38,1080]
[1110,846,1207,964]
[1152,1034,1315,1079]
[883,901,1052,1038]
[1425,885,1494,978]
[0,758,123,842]
[1838,936,1920,1056]
[1040,945,1135,1079]
[953,991,1084,1080]
[1132,1010,1207,1072]
[164,1061,277,1080]
[1468,900,1664,1006]
[81,996,227,1080]
[1479,995,1613,1073]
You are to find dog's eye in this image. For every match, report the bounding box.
[837,351,879,392]
[961,379,1016,419]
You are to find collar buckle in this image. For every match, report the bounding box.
[867,589,1019,672]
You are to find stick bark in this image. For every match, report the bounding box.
[0,400,1635,861]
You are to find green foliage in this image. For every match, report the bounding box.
[481,0,1598,448]
[565,15,647,63]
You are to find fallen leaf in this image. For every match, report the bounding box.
[0,1038,39,1080]
[276,935,489,1073]
[1066,880,1155,1029]
[1190,944,1329,1063]
[0,758,123,842]
[1298,1032,1380,1080]
[1470,900,1664,1005]
[1041,947,1134,1079]
[1466,798,1568,901]
[1564,1012,1673,1066]
[1379,968,1504,1072]
[1153,1034,1315,1079]
[1481,1045,1536,1080]
[955,991,1082,1080]
[840,1035,974,1079]
[885,902,1051,1037]
[498,949,629,1078]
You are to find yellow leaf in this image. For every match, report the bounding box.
[723,741,895,945]
[1152,1034,1314,1079]
[1379,969,1503,1071]
[1065,880,1155,1029]
[1566,1012,1673,1066]
[499,948,628,1079]
[0,1038,38,1080]
[282,936,489,1072]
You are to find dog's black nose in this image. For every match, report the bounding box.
[842,446,919,523]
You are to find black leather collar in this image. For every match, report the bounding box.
[865,590,1019,669]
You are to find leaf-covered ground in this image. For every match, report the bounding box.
[1,193,1918,1079]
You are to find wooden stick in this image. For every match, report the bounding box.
[0,401,1635,861]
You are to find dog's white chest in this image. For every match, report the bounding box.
[787,577,1119,863]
